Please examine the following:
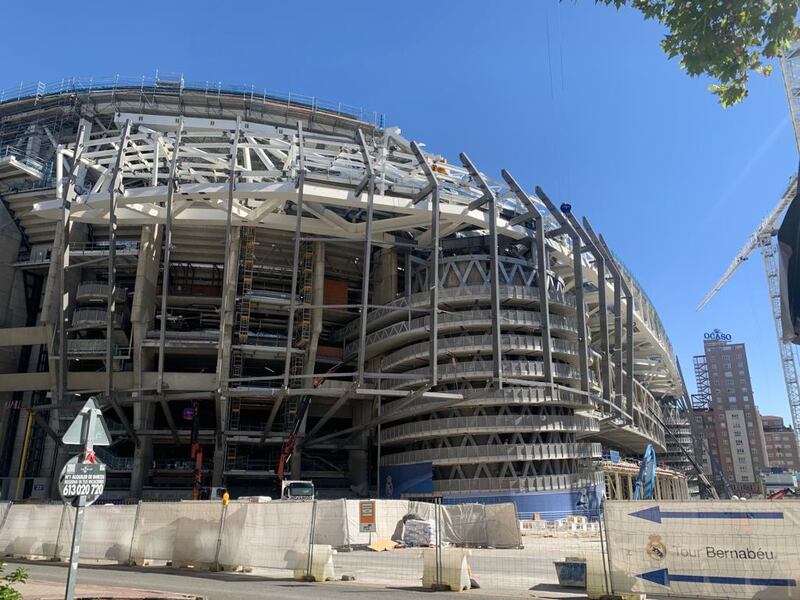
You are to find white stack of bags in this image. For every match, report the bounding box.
[402,518,437,546]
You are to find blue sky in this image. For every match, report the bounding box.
[2,1,796,421]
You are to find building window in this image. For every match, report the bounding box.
[729,396,737,404]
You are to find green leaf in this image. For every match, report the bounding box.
[588,0,800,106]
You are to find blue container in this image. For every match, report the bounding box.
[554,559,586,588]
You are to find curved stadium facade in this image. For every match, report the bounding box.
[0,75,687,513]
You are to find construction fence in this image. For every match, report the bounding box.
[0,498,558,591]
[601,500,800,600]
[1,497,794,596]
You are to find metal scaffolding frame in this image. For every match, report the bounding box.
[0,97,682,497]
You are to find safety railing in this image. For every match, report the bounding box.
[71,309,124,328]
[67,339,121,357]
[0,75,385,127]
[76,283,127,303]
[431,470,605,494]
[380,414,600,445]
[16,241,140,264]
[224,456,277,471]
[381,442,603,466]
[0,144,45,173]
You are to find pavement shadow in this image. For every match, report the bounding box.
[530,582,587,598]
[6,559,296,584]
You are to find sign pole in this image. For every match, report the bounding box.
[64,406,96,600]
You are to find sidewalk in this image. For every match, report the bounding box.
[18,580,201,600]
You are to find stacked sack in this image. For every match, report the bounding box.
[402,519,437,546]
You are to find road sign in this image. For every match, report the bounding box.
[62,397,112,446]
[359,500,376,533]
[58,456,106,507]
[61,396,112,600]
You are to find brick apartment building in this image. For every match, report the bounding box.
[692,332,769,496]
[761,415,800,472]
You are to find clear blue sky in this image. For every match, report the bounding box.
[2,1,796,421]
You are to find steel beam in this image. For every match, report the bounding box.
[599,233,635,418]
[356,129,375,386]
[409,142,440,386]
[535,187,590,394]
[155,120,185,445]
[582,218,630,419]
[305,387,461,447]
[216,118,241,457]
[501,170,553,384]
[305,384,356,439]
[57,124,88,405]
[105,121,139,445]
[461,153,502,387]
[29,409,64,447]
[283,122,305,388]
[157,119,184,394]
[562,213,612,407]
[261,387,288,442]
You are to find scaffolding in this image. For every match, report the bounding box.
[691,355,710,410]
[0,88,686,502]
[285,243,314,430]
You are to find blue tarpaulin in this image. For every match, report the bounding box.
[382,462,433,498]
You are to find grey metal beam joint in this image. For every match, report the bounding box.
[582,218,634,421]
[460,152,502,388]
[535,186,590,395]
[500,169,553,386]
[355,129,375,386]
[561,211,613,407]
[105,119,139,446]
[409,141,440,386]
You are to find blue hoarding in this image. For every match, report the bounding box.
[382,462,433,498]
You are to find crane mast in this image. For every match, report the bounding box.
[698,34,800,454]
[759,233,800,447]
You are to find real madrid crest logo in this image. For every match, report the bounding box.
[646,534,666,561]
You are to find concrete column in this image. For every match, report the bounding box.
[372,246,397,305]
[212,227,241,487]
[42,222,86,497]
[130,225,162,497]
[0,202,25,471]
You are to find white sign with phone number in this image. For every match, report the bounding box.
[58,457,106,506]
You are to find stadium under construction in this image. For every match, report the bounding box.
[0,75,692,513]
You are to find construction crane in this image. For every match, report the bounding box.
[275,361,344,482]
[708,454,735,500]
[697,176,800,449]
[697,38,800,450]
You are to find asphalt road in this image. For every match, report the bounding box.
[5,560,588,599]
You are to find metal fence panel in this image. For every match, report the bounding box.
[130,501,222,565]
[56,504,138,562]
[218,501,313,571]
[0,504,64,558]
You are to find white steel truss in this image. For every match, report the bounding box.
[31,112,680,395]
